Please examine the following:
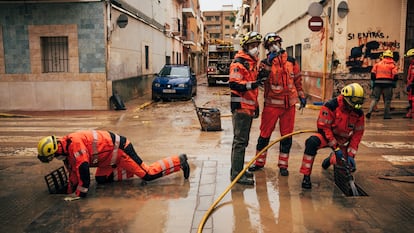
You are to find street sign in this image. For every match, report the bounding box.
[308,16,323,32]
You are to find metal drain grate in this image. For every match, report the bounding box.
[334,166,368,196]
[44,166,68,194]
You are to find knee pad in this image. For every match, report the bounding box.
[304,136,321,156]
[256,136,270,151]
[280,137,292,153]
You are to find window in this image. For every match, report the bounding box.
[145,45,149,69]
[41,36,69,73]
[286,46,293,57]
[295,44,302,68]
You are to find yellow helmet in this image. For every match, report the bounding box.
[382,50,393,58]
[405,48,414,57]
[37,136,58,163]
[341,83,365,109]
[240,31,262,47]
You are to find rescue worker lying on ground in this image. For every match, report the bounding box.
[299,83,365,189]
[37,130,190,200]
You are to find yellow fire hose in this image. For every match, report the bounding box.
[197,129,317,233]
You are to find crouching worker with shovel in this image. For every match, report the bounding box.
[299,83,365,189]
[37,130,190,201]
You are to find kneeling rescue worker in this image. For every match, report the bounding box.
[37,130,190,200]
[299,83,365,189]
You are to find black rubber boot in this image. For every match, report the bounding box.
[248,164,264,172]
[244,170,254,178]
[302,175,312,189]
[322,156,331,169]
[231,173,254,185]
[179,154,190,179]
[279,168,289,176]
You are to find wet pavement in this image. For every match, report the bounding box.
[1,77,414,233]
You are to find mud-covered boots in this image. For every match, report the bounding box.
[179,154,190,179]
[231,171,254,185]
[248,164,264,171]
[279,168,289,176]
[302,175,312,189]
[322,153,333,170]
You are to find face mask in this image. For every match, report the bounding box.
[248,47,259,57]
[269,44,280,53]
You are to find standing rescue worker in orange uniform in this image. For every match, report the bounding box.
[366,50,398,119]
[404,48,414,118]
[229,31,266,185]
[248,32,306,176]
[300,83,365,189]
[37,130,190,200]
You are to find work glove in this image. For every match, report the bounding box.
[267,51,280,64]
[253,106,260,119]
[406,85,411,92]
[370,80,375,90]
[347,156,356,172]
[299,97,307,110]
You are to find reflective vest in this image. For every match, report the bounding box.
[263,52,303,108]
[229,50,259,114]
[317,95,364,155]
[371,57,398,84]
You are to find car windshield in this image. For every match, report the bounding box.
[159,66,188,78]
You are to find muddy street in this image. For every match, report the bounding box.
[1,77,414,233]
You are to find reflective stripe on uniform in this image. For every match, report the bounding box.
[158,157,175,175]
[265,98,284,105]
[111,133,120,165]
[229,73,243,79]
[92,130,99,164]
[231,96,256,105]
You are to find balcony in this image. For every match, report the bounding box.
[183,0,195,18]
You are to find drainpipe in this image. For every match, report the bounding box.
[322,15,328,102]
[106,0,112,102]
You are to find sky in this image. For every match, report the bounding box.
[199,0,242,11]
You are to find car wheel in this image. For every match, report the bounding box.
[192,86,197,96]
[152,93,159,102]
[207,78,215,86]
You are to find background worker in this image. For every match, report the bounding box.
[404,48,414,118]
[229,31,265,185]
[248,32,306,176]
[299,83,365,189]
[366,50,399,119]
[37,130,190,200]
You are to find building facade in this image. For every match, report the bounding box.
[203,6,238,45]
[239,0,413,105]
[0,0,203,111]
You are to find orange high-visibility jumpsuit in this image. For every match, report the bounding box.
[59,130,183,197]
[252,52,305,170]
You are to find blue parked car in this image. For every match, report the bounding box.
[152,64,197,101]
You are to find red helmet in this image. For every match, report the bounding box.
[263,32,282,49]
